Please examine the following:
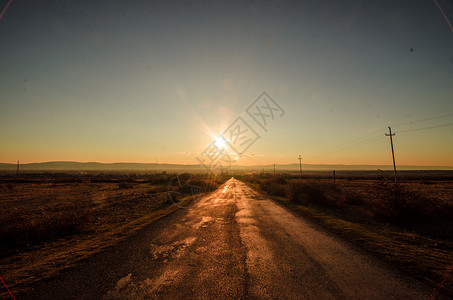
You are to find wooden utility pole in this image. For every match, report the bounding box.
[385,126,398,183]
[298,155,302,178]
[16,160,19,175]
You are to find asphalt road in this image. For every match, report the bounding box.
[25,178,439,299]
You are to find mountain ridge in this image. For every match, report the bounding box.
[1,161,452,171]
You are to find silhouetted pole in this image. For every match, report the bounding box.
[385,126,398,183]
[298,155,302,178]
[273,163,276,177]
[333,170,336,182]
[16,160,19,175]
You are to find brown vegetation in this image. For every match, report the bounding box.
[0,201,93,248]
[250,175,452,231]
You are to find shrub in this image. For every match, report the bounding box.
[339,190,365,206]
[0,201,93,248]
[146,185,168,194]
[259,178,286,197]
[286,180,338,206]
[118,181,134,189]
[370,182,439,223]
[274,175,287,185]
[166,191,179,203]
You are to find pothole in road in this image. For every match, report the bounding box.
[192,216,229,229]
[149,237,197,260]
[104,270,182,299]
[193,246,208,255]
[192,216,214,229]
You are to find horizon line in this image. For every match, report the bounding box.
[1,160,453,168]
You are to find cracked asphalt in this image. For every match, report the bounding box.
[25,178,438,299]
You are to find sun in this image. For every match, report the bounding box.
[214,136,226,150]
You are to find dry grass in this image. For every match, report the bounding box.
[254,176,452,227]
[287,180,340,206]
[369,181,447,223]
[0,201,93,248]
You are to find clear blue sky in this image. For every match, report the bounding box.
[1,0,452,166]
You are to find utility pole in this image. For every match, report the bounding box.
[333,170,336,183]
[16,160,19,175]
[273,163,276,177]
[298,155,302,178]
[385,126,398,183]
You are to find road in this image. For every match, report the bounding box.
[25,178,438,299]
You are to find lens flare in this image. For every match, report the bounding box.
[214,136,226,150]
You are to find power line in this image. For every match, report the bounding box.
[304,131,385,158]
[300,113,452,161]
[303,127,387,158]
[353,135,386,147]
[391,113,453,127]
[328,135,385,154]
[305,120,450,159]
[396,122,453,134]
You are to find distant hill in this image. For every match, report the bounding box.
[0,161,199,172]
[0,161,452,172]
[237,163,453,171]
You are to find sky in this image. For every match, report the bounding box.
[1,0,453,167]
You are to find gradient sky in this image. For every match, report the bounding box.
[1,0,453,166]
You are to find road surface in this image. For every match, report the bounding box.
[26,178,438,299]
